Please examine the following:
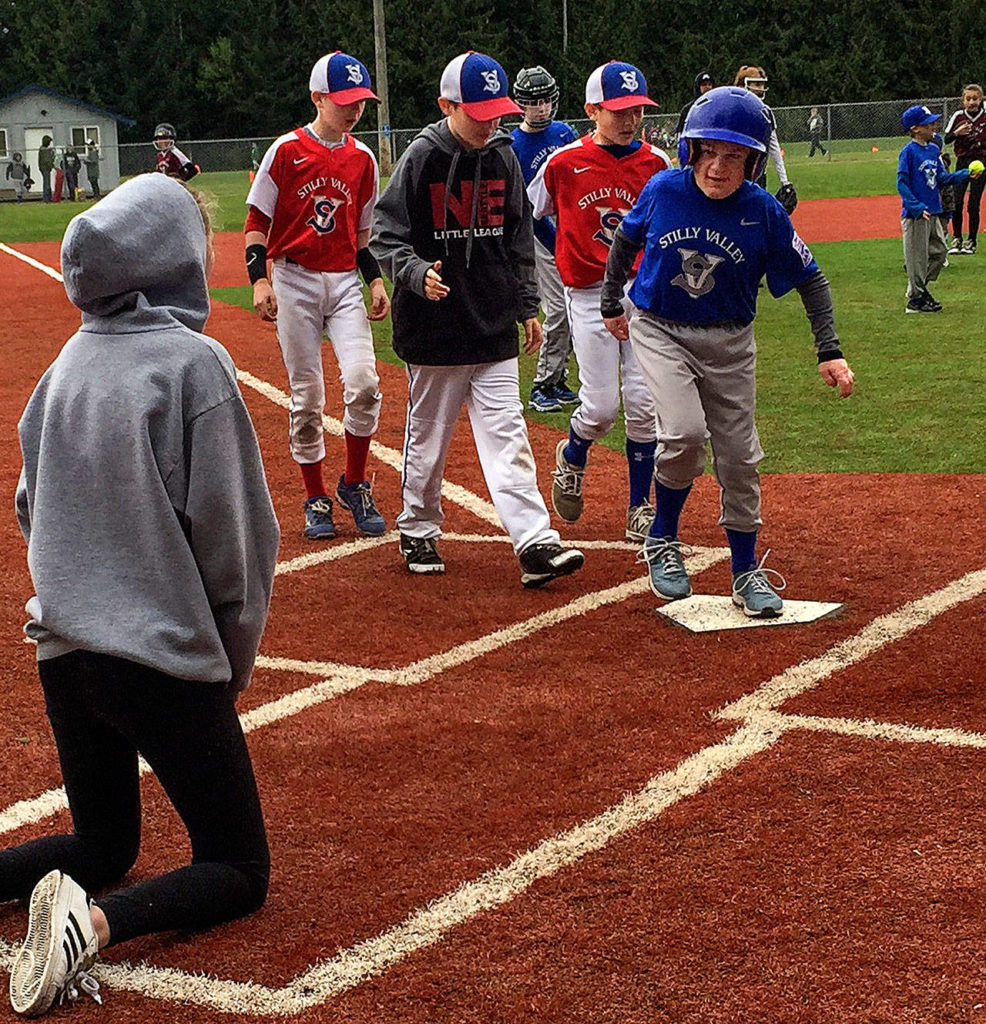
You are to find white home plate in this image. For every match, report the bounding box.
[655,594,843,632]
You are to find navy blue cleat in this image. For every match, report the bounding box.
[335,475,386,536]
[303,495,336,540]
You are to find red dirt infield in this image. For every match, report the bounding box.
[1,220,985,1023]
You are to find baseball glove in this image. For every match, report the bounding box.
[775,182,798,215]
[23,177,35,190]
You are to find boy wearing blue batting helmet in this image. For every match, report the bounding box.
[601,86,854,618]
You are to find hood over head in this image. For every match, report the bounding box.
[60,173,210,329]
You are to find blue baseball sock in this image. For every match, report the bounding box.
[563,428,592,468]
[649,481,692,538]
[626,438,657,507]
[726,528,757,574]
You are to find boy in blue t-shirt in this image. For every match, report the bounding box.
[510,65,580,413]
[600,87,854,618]
[897,104,977,313]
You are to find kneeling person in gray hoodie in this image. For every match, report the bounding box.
[6,173,280,1017]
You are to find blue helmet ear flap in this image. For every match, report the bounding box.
[677,136,691,167]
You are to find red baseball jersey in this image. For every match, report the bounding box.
[944,108,986,160]
[155,145,195,179]
[528,134,671,288]
[245,126,379,272]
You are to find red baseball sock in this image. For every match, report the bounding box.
[300,460,326,499]
[344,432,372,486]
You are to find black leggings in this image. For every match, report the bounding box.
[951,155,986,242]
[0,651,269,946]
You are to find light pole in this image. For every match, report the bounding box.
[372,0,393,175]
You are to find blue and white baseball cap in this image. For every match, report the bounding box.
[901,104,940,130]
[309,51,378,104]
[585,61,658,110]
[440,51,522,120]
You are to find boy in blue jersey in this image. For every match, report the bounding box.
[510,65,580,413]
[600,86,855,618]
[897,104,977,313]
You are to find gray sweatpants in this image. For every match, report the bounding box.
[531,238,573,389]
[629,313,763,532]
[901,215,947,299]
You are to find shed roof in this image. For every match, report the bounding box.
[0,85,136,126]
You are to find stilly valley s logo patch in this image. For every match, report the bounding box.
[307,194,345,235]
[671,248,725,299]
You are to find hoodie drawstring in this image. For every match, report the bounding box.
[465,152,483,268]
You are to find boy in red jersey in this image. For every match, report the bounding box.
[528,61,671,542]
[245,51,390,540]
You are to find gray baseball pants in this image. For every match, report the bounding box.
[629,313,763,532]
[901,215,947,299]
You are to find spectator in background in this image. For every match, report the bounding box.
[37,136,55,202]
[5,152,31,202]
[944,82,986,255]
[675,71,714,137]
[83,140,101,199]
[808,107,827,157]
[61,146,82,200]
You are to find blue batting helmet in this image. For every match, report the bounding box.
[678,86,773,180]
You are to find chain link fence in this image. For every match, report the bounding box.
[117,96,963,177]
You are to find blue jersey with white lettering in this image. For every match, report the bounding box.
[619,167,818,325]
[511,121,578,251]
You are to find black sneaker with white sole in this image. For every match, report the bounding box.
[399,533,445,574]
[518,543,584,589]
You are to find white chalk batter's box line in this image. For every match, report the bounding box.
[1,566,985,1014]
[6,248,986,1012]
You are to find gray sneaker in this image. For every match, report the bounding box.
[626,501,655,542]
[732,552,786,618]
[638,536,692,601]
[551,439,585,523]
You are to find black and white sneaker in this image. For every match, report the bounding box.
[9,870,102,1017]
[519,543,584,589]
[399,533,445,574]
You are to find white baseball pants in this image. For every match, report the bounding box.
[271,259,381,464]
[564,283,657,444]
[398,359,560,554]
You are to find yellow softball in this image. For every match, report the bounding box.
[970,159,985,175]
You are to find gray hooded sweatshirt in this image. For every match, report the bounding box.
[15,173,279,692]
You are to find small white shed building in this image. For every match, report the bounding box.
[0,85,135,199]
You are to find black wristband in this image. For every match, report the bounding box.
[356,246,381,285]
[245,243,268,284]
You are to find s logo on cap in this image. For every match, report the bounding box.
[619,70,640,93]
[481,70,501,94]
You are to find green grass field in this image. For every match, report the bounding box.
[5,163,984,473]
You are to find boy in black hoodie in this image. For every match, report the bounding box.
[371,51,583,588]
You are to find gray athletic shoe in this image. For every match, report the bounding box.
[732,552,786,618]
[625,501,655,542]
[639,536,692,601]
[551,439,585,522]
